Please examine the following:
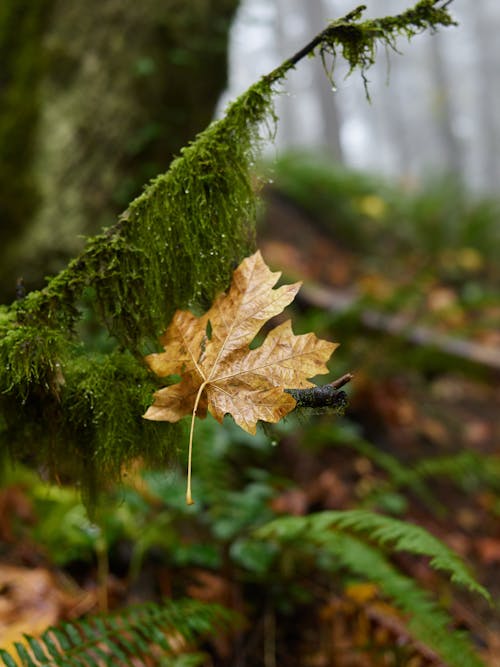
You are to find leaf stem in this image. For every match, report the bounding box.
[186,380,208,505]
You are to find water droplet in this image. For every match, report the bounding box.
[271,440,278,447]
[184,189,190,194]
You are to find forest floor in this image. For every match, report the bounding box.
[0,181,499,666]
[258,187,500,665]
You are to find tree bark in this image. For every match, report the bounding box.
[304,0,344,162]
[428,32,463,179]
[0,0,239,300]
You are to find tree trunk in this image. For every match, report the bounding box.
[471,0,500,192]
[428,32,463,180]
[303,0,344,162]
[0,0,239,300]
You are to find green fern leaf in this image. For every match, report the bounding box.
[259,510,489,602]
[326,532,485,667]
[0,650,18,667]
[308,510,490,601]
[0,599,236,667]
[258,511,488,667]
[63,623,81,647]
[39,632,61,661]
[51,628,71,652]
[13,643,37,667]
[85,646,108,666]
[25,637,48,664]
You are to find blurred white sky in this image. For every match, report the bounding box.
[219,0,500,193]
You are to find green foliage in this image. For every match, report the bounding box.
[0,599,236,667]
[415,451,500,492]
[258,511,487,666]
[4,415,279,572]
[3,404,492,663]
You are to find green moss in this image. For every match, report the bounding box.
[0,347,180,503]
[0,324,66,399]
[308,0,456,94]
[12,79,273,350]
[60,350,181,501]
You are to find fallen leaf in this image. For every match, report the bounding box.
[0,565,91,657]
[144,251,338,503]
[345,582,379,604]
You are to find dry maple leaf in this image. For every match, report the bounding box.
[144,251,338,503]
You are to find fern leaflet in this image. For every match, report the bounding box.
[259,509,490,601]
[0,599,236,667]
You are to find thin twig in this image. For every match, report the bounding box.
[269,5,366,74]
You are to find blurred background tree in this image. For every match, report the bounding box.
[0,0,239,301]
[225,0,500,192]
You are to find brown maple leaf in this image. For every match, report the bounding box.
[143,251,338,503]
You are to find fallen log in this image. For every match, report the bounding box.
[300,283,500,371]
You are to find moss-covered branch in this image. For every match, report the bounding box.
[6,0,455,345]
[0,0,455,497]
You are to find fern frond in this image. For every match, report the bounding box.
[260,510,490,602]
[0,599,236,667]
[258,514,486,667]
[316,510,490,600]
[322,533,485,667]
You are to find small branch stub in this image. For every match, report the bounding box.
[287,373,353,412]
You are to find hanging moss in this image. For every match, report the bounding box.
[59,350,181,501]
[11,80,272,351]
[0,1,455,499]
[322,0,456,93]
[0,347,180,503]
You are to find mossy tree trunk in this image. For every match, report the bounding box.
[0,0,238,301]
